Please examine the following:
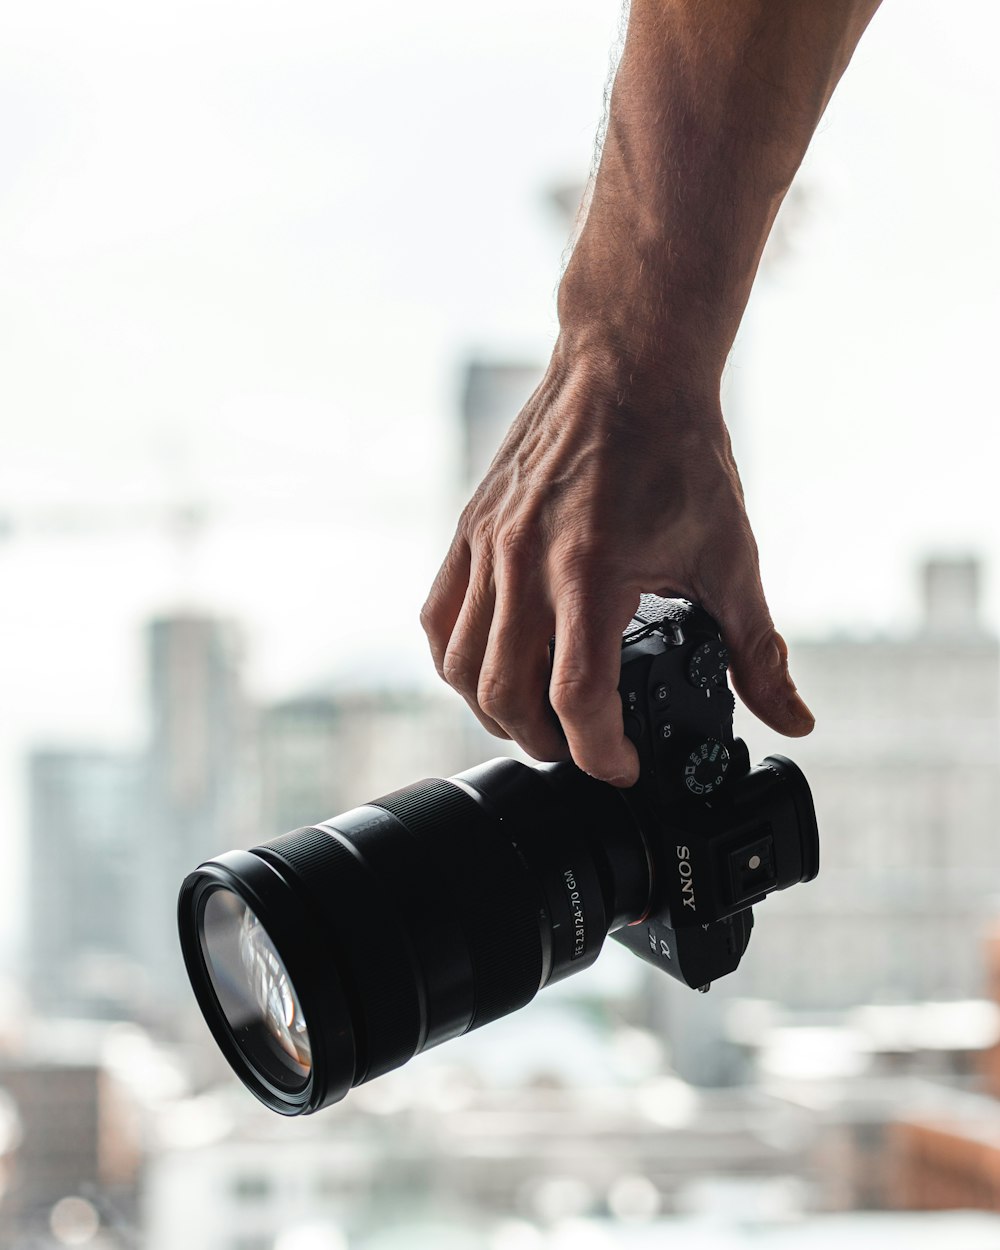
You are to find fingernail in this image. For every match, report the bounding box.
[767,640,783,670]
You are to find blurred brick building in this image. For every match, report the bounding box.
[890,918,1000,1212]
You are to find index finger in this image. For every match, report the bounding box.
[548,580,640,786]
[420,536,472,678]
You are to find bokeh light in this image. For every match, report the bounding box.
[49,1195,100,1246]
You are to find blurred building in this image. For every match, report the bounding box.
[719,990,1000,1212]
[27,749,142,1018]
[142,1075,815,1250]
[887,917,1000,1213]
[1,1063,103,1227]
[460,361,542,490]
[26,613,255,1024]
[260,687,502,836]
[144,613,254,852]
[0,1088,20,1237]
[981,919,1000,1097]
[739,555,1000,1008]
[142,1046,1000,1249]
[0,1023,142,1246]
[136,614,256,1014]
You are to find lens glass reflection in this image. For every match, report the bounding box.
[200,889,311,1090]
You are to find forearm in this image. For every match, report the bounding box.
[423,0,876,778]
[559,0,883,387]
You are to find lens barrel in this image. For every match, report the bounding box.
[179,759,649,1115]
[180,751,819,1115]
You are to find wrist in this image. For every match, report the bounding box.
[547,327,729,445]
[555,237,735,400]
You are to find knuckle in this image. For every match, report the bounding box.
[552,522,613,569]
[457,495,485,537]
[728,625,781,685]
[441,649,479,695]
[703,577,772,651]
[750,620,779,659]
[461,502,497,556]
[418,599,440,638]
[495,518,541,570]
[550,555,619,613]
[548,668,602,720]
[730,607,776,658]
[477,671,521,724]
[551,544,594,590]
[418,606,449,678]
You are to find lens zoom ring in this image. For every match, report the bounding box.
[255,827,423,1083]
[371,780,543,1029]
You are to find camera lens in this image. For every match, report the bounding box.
[179,760,649,1115]
[199,890,311,1090]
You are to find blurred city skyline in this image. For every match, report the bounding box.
[4,1,1000,1243]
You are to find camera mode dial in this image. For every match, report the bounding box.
[684,739,730,797]
[686,642,730,690]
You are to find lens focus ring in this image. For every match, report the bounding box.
[255,826,424,1085]
[372,779,544,1030]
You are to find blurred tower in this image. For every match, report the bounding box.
[27,750,141,1017]
[460,362,542,491]
[145,615,248,836]
[134,614,255,1016]
[24,616,253,1023]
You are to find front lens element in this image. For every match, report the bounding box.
[200,889,311,1090]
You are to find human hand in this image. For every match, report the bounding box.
[421,337,814,787]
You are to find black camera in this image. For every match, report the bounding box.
[178,596,818,1115]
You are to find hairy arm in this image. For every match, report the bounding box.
[422,0,883,785]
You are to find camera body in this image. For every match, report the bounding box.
[178,594,819,1114]
[608,594,818,990]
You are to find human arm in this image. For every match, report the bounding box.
[421,0,883,785]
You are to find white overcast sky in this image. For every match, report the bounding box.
[1,0,999,946]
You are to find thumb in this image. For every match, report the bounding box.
[722,602,815,738]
